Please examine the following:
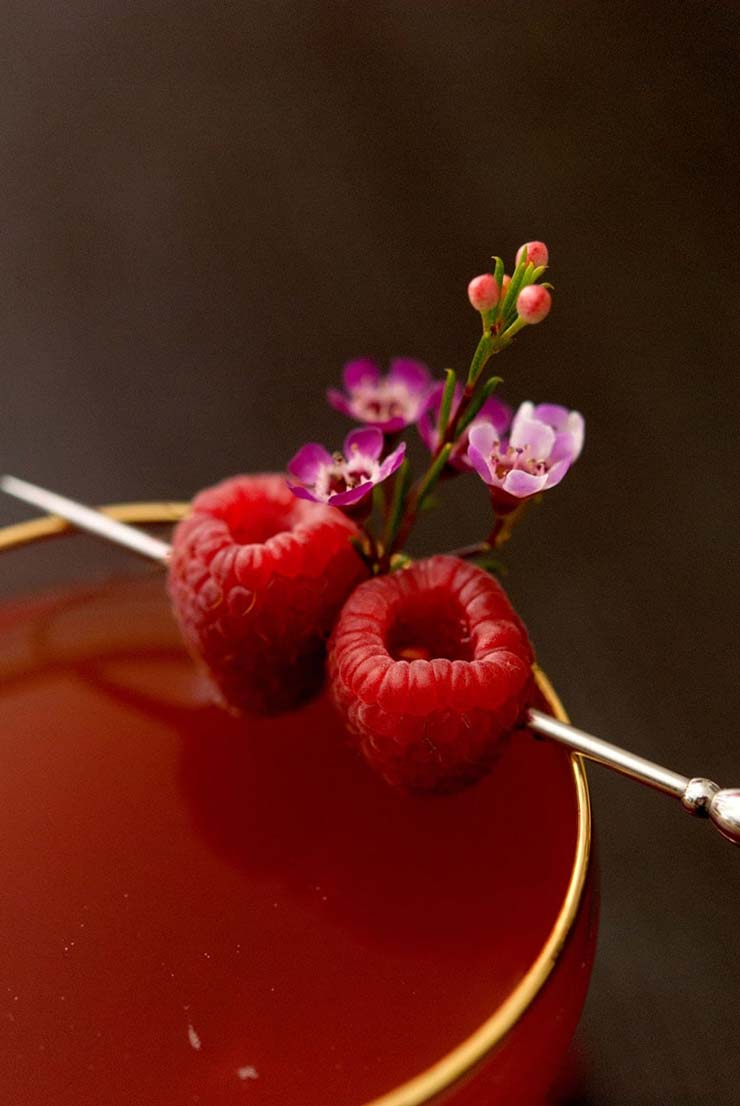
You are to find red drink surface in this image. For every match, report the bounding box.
[0,574,582,1106]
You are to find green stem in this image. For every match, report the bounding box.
[380,459,411,564]
[437,368,457,440]
[487,500,530,549]
[500,254,532,323]
[444,540,491,560]
[416,444,453,510]
[380,288,524,567]
[455,375,503,436]
[387,445,452,561]
[499,316,528,343]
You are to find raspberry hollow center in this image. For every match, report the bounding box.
[386,589,474,662]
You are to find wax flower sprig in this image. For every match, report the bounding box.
[7,243,739,820]
[287,241,584,573]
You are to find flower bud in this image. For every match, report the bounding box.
[516,284,552,324]
[515,241,549,269]
[467,273,499,312]
[501,274,512,298]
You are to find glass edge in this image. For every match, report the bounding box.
[366,669,591,1106]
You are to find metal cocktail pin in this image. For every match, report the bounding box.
[3,472,739,846]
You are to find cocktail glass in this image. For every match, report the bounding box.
[0,505,596,1106]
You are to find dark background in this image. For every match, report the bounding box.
[1,3,739,1103]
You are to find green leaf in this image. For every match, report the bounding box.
[372,482,385,518]
[437,368,457,440]
[465,331,495,388]
[492,256,505,290]
[382,458,411,553]
[417,444,453,510]
[455,376,503,435]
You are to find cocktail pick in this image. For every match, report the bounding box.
[2,472,739,846]
[1,475,171,563]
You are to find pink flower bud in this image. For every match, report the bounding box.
[501,274,512,298]
[467,273,499,312]
[516,284,552,324]
[515,241,549,269]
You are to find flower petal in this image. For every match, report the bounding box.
[417,414,438,454]
[378,441,407,480]
[509,415,556,459]
[566,411,585,460]
[543,458,571,489]
[426,379,454,411]
[467,444,495,484]
[478,395,513,436]
[502,468,548,497]
[514,400,534,424]
[344,426,383,461]
[532,403,570,431]
[467,421,499,456]
[287,442,333,483]
[549,431,579,466]
[326,388,354,417]
[286,481,320,502]
[387,357,430,394]
[369,414,408,433]
[343,358,380,392]
[329,482,374,507]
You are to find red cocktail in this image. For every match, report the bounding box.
[0,507,595,1106]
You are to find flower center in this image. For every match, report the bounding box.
[316,454,378,499]
[490,443,549,479]
[351,382,414,423]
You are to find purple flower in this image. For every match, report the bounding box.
[327,358,432,432]
[418,382,512,471]
[287,428,406,508]
[467,401,584,507]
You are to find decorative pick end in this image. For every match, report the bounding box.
[682,778,740,845]
[709,789,740,846]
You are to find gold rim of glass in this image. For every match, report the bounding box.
[0,503,592,1106]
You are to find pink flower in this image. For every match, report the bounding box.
[327,358,432,432]
[287,428,406,508]
[467,401,584,508]
[418,382,512,471]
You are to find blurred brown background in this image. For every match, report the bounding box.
[1,3,739,1103]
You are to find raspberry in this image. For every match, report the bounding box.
[328,555,534,793]
[168,474,367,714]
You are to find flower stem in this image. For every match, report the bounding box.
[487,500,530,549]
[436,369,457,441]
[383,331,506,565]
[417,444,453,509]
[385,445,452,564]
[380,459,411,568]
[378,302,519,569]
[444,540,492,560]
